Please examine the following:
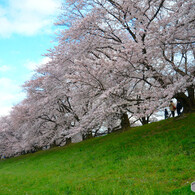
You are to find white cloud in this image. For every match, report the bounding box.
[0,65,11,72]
[24,57,51,71]
[0,106,12,117]
[0,0,62,38]
[0,57,52,116]
[0,78,26,116]
[22,57,52,82]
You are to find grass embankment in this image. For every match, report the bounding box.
[0,113,194,194]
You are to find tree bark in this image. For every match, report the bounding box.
[187,86,195,110]
[120,113,130,130]
[82,131,93,140]
[140,116,150,125]
[174,86,195,113]
[66,137,72,145]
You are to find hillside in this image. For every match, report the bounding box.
[0,113,194,194]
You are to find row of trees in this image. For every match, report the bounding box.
[0,0,194,158]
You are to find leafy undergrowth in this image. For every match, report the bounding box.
[0,113,194,194]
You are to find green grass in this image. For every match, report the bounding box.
[0,113,195,195]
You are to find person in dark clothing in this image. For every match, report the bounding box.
[164,109,169,119]
[176,101,183,116]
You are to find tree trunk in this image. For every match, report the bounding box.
[174,86,195,113]
[66,137,72,145]
[120,113,130,130]
[82,131,93,140]
[140,116,150,125]
[187,86,195,110]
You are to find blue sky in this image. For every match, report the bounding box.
[0,0,62,116]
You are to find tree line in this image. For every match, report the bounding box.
[0,0,194,158]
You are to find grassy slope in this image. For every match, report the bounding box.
[0,113,194,195]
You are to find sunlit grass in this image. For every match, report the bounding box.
[0,113,194,194]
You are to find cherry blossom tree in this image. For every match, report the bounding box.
[58,0,194,109]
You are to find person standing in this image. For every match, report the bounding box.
[176,101,183,116]
[169,101,176,117]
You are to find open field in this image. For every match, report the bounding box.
[0,113,194,194]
